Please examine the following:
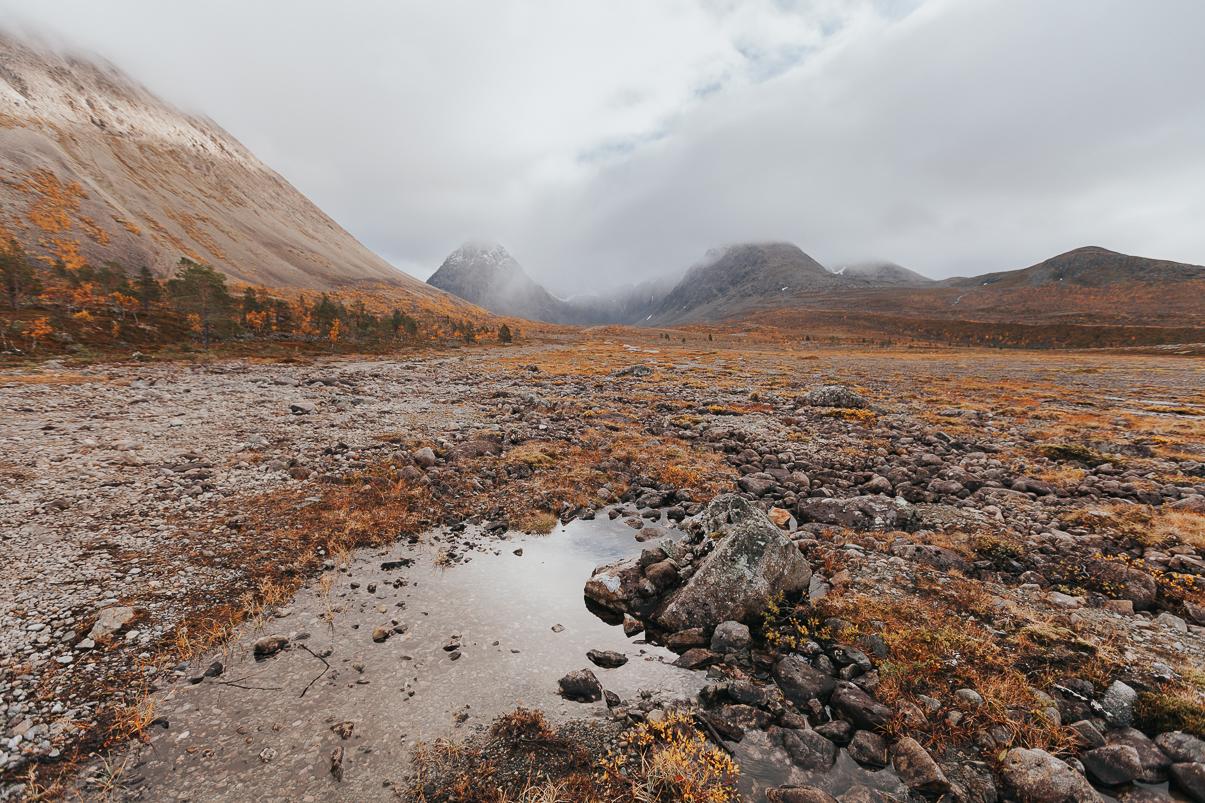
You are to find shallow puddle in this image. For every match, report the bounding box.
[122,514,704,801]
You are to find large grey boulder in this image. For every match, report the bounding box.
[1001,747,1101,802]
[795,495,920,532]
[801,385,868,409]
[652,495,811,632]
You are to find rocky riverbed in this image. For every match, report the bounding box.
[1,335,1202,800]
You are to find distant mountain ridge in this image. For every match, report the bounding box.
[425,240,1204,329]
[945,246,1205,288]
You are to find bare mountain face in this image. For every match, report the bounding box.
[649,242,840,324]
[427,242,573,322]
[0,33,441,294]
[945,245,1205,289]
[837,260,934,286]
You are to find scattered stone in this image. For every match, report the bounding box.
[252,635,289,660]
[558,669,603,702]
[586,649,627,668]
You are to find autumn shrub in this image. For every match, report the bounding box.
[599,712,739,803]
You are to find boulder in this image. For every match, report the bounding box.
[796,495,920,532]
[891,737,950,795]
[1001,747,1101,802]
[771,726,838,771]
[830,681,891,730]
[1089,560,1158,610]
[88,606,136,641]
[1169,763,1205,802]
[773,654,837,706]
[1156,732,1205,765]
[801,385,868,409]
[253,635,289,660]
[558,669,603,702]
[651,495,811,632]
[711,620,752,653]
[1106,728,1172,783]
[848,730,889,768]
[586,649,628,668]
[1082,744,1143,786]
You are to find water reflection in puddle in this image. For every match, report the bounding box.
[126,514,703,801]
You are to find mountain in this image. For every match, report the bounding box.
[0,32,441,295]
[947,246,1205,289]
[837,260,933,286]
[649,242,839,324]
[427,241,572,322]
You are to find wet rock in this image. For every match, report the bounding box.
[1001,747,1102,802]
[253,635,289,660]
[802,385,868,409]
[1082,744,1143,786]
[644,560,680,590]
[674,648,720,669]
[711,621,751,653]
[558,669,603,702]
[666,627,708,650]
[1169,763,1205,801]
[622,614,644,637]
[830,682,891,730]
[891,737,950,795]
[652,495,811,632]
[767,786,838,803]
[774,654,837,706]
[772,726,838,771]
[329,745,344,782]
[586,649,628,668]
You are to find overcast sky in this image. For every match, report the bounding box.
[2,0,1203,292]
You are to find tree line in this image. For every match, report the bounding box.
[1,239,515,354]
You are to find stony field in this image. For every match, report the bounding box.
[1,333,1202,801]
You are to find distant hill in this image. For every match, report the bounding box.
[0,32,450,301]
[946,246,1205,289]
[836,261,934,286]
[427,242,573,322]
[649,242,839,324]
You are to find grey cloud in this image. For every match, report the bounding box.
[1,0,1201,292]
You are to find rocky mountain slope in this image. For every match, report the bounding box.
[649,242,841,324]
[427,241,573,322]
[0,33,441,294]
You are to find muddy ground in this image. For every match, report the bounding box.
[1,333,1202,800]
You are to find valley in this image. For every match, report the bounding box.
[2,334,1202,800]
